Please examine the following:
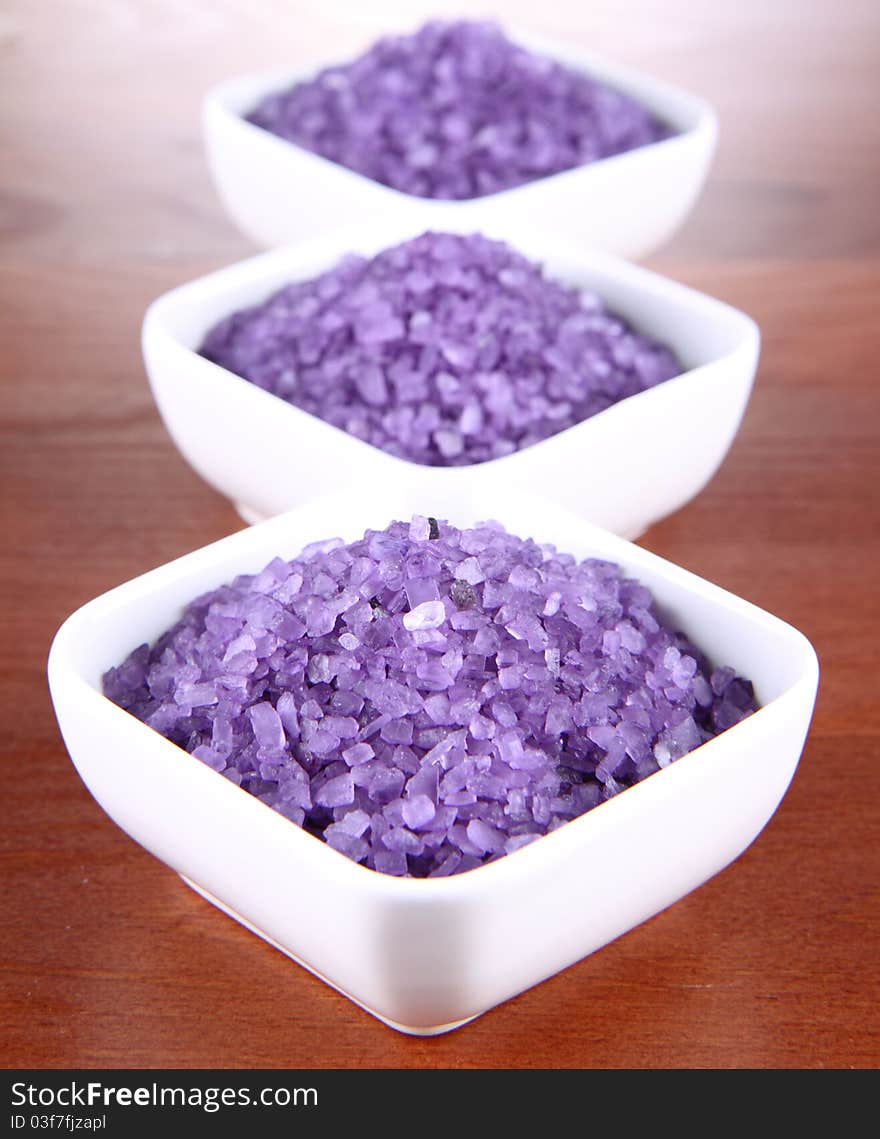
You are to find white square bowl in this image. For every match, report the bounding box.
[142,217,759,538]
[203,30,718,259]
[48,487,818,1036]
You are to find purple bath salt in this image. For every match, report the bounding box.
[199,232,682,467]
[103,519,758,879]
[246,20,671,199]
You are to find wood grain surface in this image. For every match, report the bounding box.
[1,0,878,1070]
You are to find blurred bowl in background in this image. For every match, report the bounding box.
[203,31,718,258]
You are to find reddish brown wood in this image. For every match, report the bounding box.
[1,1,878,1069]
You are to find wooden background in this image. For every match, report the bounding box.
[1,0,877,1069]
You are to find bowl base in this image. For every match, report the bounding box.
[178,873,478,1036]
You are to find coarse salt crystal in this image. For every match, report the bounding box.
[246,20,670,200]
[103,517,757,879]
[199,232,681,469]
[403,599,446,631]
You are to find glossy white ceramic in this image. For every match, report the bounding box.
[203,31,718,258]
[48,488,818,1035]
[142,220,759,538]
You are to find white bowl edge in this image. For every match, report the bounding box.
[47,489,818,1031]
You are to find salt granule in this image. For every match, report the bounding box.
[200,232,681,467]
[103,519,758,878]
[246,20,670,199]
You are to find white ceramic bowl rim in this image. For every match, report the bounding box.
[207,27,718,207]
[143,229,758,478]
[49,489,818,900]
